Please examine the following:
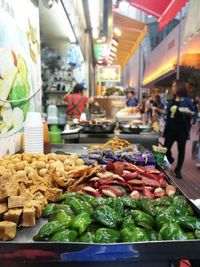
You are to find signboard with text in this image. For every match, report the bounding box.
[97,65,121,82]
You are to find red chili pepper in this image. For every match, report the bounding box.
[138,174,160,187]
[121,171,138,180]
[143,187,155,199]
[113,162,124,175]
[99,185,125,197]
[123,163,145,173]
[159,177,166,187]
[127,179,142,185]
[142,172,160,181]
[102,180,133,191]
[131,186,144,191]
[83,187,102,197]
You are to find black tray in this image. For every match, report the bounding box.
[81,123,116,134]
[118,122,141,134]
[0,167,200,265]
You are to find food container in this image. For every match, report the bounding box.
[0,146,199,266]
[80,121,116,134]
[118,122,141,134]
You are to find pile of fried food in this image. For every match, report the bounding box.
[89,137,134,151]
[0,153,97,240]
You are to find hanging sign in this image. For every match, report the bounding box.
[97,65,121,82]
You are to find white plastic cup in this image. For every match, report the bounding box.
[24,112,44,154]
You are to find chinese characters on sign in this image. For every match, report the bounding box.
[97,65,121,82]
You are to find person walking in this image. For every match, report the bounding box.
[163,80,195,179]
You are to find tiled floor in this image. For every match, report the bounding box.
[162,125,200,200]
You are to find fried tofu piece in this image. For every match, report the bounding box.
[25,200,43,218]
[0,185,7,203]
[0,182,19,203]
[8,196,26,209]
[0,203,8,217]
[4,208,22,225]
[45,188,63,202]
[14,171,28,184]
[21,207,35,227]
[34,192,47,209]
[4,182,19,197]
[0,221,17,241]
[20,189,34,201]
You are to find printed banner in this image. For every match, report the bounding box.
[0,0,41,139]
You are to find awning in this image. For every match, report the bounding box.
[184,0,200,43]
[130,0,189,30]
[113,12,147,69]
[143,17,200,87]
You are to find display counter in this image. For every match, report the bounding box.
[0,144,199,267]
[61,133,160,150]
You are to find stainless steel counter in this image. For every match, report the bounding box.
[61,133,160,150]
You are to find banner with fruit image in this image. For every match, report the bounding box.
[0,0,41,138]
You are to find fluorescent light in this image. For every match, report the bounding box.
[88,0,101,39]
[119,0,129,11]
[109,54,115,59]
[114,27,122,37]
[111,46,117,52]
[96,36,106,43]
[92,28,99,39]
[110,51,116,57]
[111,39,118,46]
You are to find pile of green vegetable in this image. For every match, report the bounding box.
[33,192,200,243]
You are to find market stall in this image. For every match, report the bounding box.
[0,140,200,267]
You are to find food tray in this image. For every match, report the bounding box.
[0,145,200,265]
[80,123,116,134]
[0,169,200,265]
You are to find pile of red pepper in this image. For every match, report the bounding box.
[82,162,176,199]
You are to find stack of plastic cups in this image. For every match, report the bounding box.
[24,112,44,154]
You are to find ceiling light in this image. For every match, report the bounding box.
[109,54,115,59]
[110,51,116,57]
[111,46,117,52]
[111,38,118,46]
[88,0,101,39]
[119,0,129,10]
[92,28,99,39]
[114,27,122,37]
[96,36,106,43]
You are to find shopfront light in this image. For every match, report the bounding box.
[111,38,119,46]
[96,36,106,43]
[114,27,122,37]
[110,51,116,57]
[119,0,129,10]
[88,0,101,39]
[111,46,117,52]
[109,54,115,60]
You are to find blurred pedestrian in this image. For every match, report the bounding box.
[145,95,154,124]
[163,80,195,179]
[152,94,165,119]
[192,96,200,125]
[126,89,138,107]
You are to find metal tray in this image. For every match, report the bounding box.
[0,156,200,265]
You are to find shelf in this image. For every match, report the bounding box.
[48,122,66,126]
[45,91,67,94]
[54,79,73,83]
[45,104,66,107]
